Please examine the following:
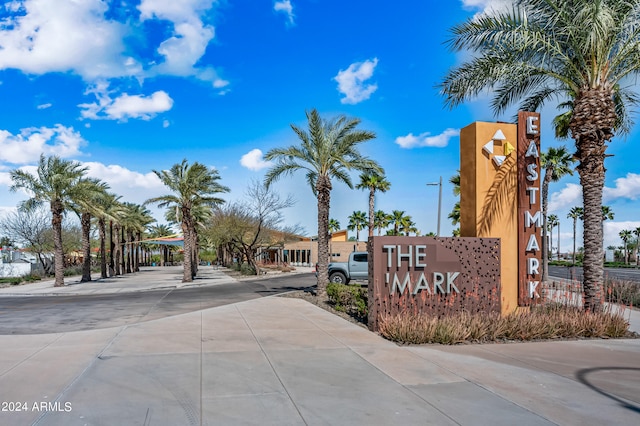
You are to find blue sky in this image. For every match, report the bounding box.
[0,0,639,253]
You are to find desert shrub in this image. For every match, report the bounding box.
[378,304,632,345]
[326,283,368,318]
[605,278,640,307]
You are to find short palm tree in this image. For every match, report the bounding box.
[448,201,461,226]
[264,109,382,295]
[347,211,368,241]
[9,154,91,286]
[328,219,341,235]
[373,210,390,236]
[389,210,407,236]
[541,146,574,281]
[356,172,391,239]
[440,1,640,312]
[146,159,229,282]
[567,206,584,265]
[619,229,632,264]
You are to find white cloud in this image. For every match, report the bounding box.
[548,183,582,212]
[0,0,138,80]
[334,58,379,104]
[395,128,459,149]
[36,103,52,110]
[461,0,512,15]
[274,1,295,25]
[240,149,273,171]
[83,162,163,190]
[163,119,170,128]
[604,173,640,201]
[79,84,174,121]
[604,221,640,249]
[0,0,228,90]
[0,125,87,165]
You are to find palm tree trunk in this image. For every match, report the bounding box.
[51,201,65,287]
[368,188,375,239]
[315,176,331,296]
[541,172,552,282]
[114,225,122,275]
[182,214,193,282]
[99,218,107,279]
[572,218,577,265]
[108,221,115,276]
[80,212,92,282]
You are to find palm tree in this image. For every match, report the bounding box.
[356,172,391,239]
[389,210,407,236]
[347,211,368,241]
[400,215,418,236]
[567,206,584,265]
[71,179,110,282]
[146,159,229,283]
[148,224,175,266]
[541,147,574,281]
[440,1,640,312]
[9,154,90,286]
[328,219,341,235]
[373,210,390,236]
[264,109,382,295]
[634,227,640,266]
[619,229,632,264]
[547,214,559,261]
[94,193,125,278]
[448,202,461,226]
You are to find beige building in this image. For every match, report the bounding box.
[279,230,367,266]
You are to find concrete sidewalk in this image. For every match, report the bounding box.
[0,267,639,425]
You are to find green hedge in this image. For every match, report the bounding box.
[326,283,368,319]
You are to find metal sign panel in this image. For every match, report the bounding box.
[368,236,501,332]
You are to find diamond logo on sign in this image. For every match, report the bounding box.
[482,129,515,168]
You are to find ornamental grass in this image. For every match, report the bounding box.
[378,304,633,345]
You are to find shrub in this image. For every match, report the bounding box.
[378,304,632,345]
[326,283,368,318]
[604,278,640,307]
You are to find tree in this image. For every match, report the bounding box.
[448,172,461,226]
[264,109,382,296]
[71,179,110,282]
[347,211,368,241]
[567,206,584,265]
[440,1,640,312]
[147,224,175,266]
[634,227,640,266]
[10,155,91,286]
[547,214,559,260]
[619,229,632,265]
[541,146,574,280]
[373,210,390,236]
[328,219,341,235]
[0,206,54,274]
[146,159,229,283]
[389,210,407,236]
[356,172,391,239]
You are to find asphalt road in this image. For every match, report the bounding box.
[548,265,640,282]
[0,274,316,335]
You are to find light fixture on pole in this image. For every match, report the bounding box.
[426,176,443,237]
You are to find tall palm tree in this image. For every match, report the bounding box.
[541,146,574,280]
[448,202,461,226]
[347,211,368,241]
[165,201,212,276]
[440,0,640,312]
[567,206,584,265]
[634,227,640,266]
[356,172,391,239]
[9,155,90,287]
[400,215,418,236]
[71,179,110,282]
[148,224,175,266]
[373,210,390,236]
[619,229,632,264]
[94,193,125,278]
[146,159,229,283]
[264,109,382,295]
[547,214,559,260]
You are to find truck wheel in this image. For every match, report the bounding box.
[329,272,347,284]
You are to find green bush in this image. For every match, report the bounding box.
[0,277,22,285]
[326,283,368,318]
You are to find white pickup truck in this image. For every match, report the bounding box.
[328,251,368,284]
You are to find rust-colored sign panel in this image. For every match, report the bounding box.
[517,111,542,306]
[368,236,501,332]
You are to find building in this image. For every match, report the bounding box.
[281,230,367,266]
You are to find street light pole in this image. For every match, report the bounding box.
[426,176,443,237]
